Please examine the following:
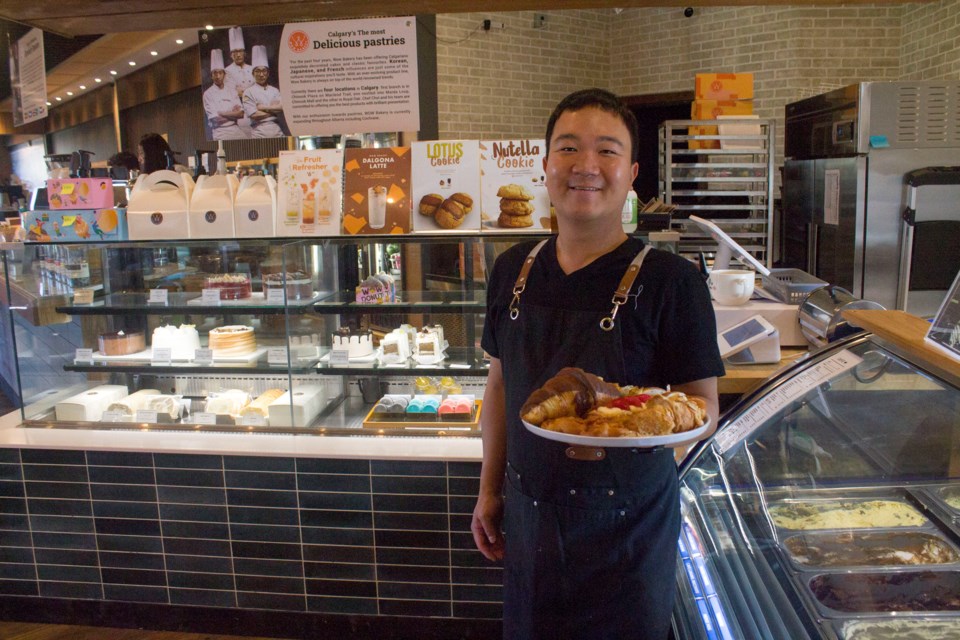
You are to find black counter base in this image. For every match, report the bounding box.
[0,596,501,640]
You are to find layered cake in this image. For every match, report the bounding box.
[784,531,958,567]
[810,571,960,612]
[204,389,251,417]
[415,326,445,359]
[55,385,129,421]
[208,325,257,356]
[840,619,960,640]
[152,324,201,360]
[204,273,252,300]
[331,327,374,358]
[770,499,927,530]
[239,388,286,420]
[267,384,325,427]
[380,329,411,363]
[98,330,146,356]
[264,271,313,300]
[105,389,161,420]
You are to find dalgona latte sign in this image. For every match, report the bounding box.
[280,16,420,136]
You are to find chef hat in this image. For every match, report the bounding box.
[210,49,225,72]
[228,27,245,52]
[252,45,269,70]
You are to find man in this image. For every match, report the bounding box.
[471,88,723,639]
[223,26,254,99]
[202,49,246,140]
[242,45,286,138]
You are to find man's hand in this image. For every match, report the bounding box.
[471,492,504,562]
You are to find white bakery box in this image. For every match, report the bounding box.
[267,384,325,427]
[188,173,240,238]
[127,170,194,240]
[234,175,277,238]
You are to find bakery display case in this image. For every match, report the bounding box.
[1,234,529,436]
[673,316,960,640]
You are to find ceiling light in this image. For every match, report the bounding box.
[150,51,158,56]
[79,85,86,90]
[205,25,214,30]
[94,78,102,83]
[46,101,51,106]
[110,70,118,75]
[66,91,74,96]
[55,97,62,101]
[176,39,184,44]
[128,61,136,66]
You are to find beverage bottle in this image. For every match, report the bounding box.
[621,189,638,233]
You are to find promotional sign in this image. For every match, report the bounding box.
[411,140,481,233]
[9,28,47,127]
[199,17,419,139]
[342,147,411,235]
[277,149,343,236]
[479,140,552,232]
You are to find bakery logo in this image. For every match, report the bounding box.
[288,30,310,54]
[425,142,463,167]
[492,141,540,169]
[150,212,163,225]
[204,211,217,223]
[711,79,723,93]
[247,209,259,221]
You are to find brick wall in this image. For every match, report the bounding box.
[901,0,960,78]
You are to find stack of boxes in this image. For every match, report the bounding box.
[689,73,755,149]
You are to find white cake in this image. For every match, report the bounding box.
[56,385,129,422]
[152,324,201,360]
[332,328,374,358]
[267,384,325,427]
[380,329,411,363]
[105,389,161,420]
[204,389,251,417]
[415,326,444,358]
[143,394,183,420]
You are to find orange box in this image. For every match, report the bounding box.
[688,100,754,149]
[695,73,754,101]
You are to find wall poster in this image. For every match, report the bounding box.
[9,28,47,127]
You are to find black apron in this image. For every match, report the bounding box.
[499,240,680,640]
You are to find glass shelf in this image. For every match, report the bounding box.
[57,291,317,315]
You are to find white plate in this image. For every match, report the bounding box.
[522,417,711,448]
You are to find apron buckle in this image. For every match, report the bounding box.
[565,446,606,461]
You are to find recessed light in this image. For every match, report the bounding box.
[79,85,86,90]
[66,91,74,96]
[176,39,184,44]
[55,96,62,101]
[94,78,102,83]
[150,51,158,56]
[205,25,214,30]
[110,70,118,75]
[46,101,52,106]
[128,61,136,66]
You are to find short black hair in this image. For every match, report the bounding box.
[544,88,639,163]
[107,151,140,171]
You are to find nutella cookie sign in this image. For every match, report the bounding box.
[411,140,480,233]
[342,147,411,234]
[480,139,552,232]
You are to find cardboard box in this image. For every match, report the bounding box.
[23,208,128,242]
[688,100,754,149]
[234,175,277,238]
[188,174,239,238]
[342,147,412,235]
[46,178,116,210]
[126,170,194,240]
[276,150,343,237]
[411,140,481,233]
[695,73,754,101]
[479,139,552,233]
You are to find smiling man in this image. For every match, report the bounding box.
[472,88,723,639]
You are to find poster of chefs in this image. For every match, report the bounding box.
[199,25,290,140]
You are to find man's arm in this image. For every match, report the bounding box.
[471,357,506,561]
[670,376,719,458]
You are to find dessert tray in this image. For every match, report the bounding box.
[522,418,711,448]
[93,346,268,364]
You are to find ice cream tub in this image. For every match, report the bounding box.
[933,484,960,513]
[782,530,960,570]
[767,496,930,532]
[808,570,960,615]
[834,617,960,639]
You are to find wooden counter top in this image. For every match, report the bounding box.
[717,346,809,395]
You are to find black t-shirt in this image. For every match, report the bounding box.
[482,236,725,387]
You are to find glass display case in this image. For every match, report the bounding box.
[674,322,960,639]
[0,234,535,436]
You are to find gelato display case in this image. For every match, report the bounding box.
[674,315,960,639]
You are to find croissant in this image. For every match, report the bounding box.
[521,367,621,426]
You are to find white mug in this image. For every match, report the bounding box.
[709,269,755,306]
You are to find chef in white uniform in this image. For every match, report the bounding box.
[242,45,286,138]
[223,27,254,136]
[202,49,246,140]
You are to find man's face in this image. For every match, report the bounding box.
[231,50,245,65]
[543,106,638,226]
[253,67,269,86]
[212,69,225,88]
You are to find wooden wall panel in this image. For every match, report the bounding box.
[46,115,118,162]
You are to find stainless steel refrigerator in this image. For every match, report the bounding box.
[782,81,960,315]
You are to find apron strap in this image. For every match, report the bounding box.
[600,244,653,332]
[508,239,549,320]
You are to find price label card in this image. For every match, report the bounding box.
[448,363,472,369]
[193,412,217,425]
[74,348,94,364]
[193,348,213,366]
[101,410,125,423]
[148,289,169,304]
[135,410,159,423]
[151,347,172,365]
[329,350,351,366]
[267,347,288,365]
[241,413,267,427]
[201,289,222,305]
[266,289,285,304]
[73,288,95,305]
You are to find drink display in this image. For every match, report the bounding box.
[368,186,387,230]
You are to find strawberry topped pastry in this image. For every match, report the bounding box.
[521,367,707,438]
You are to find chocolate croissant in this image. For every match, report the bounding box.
[520,367,621,426]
